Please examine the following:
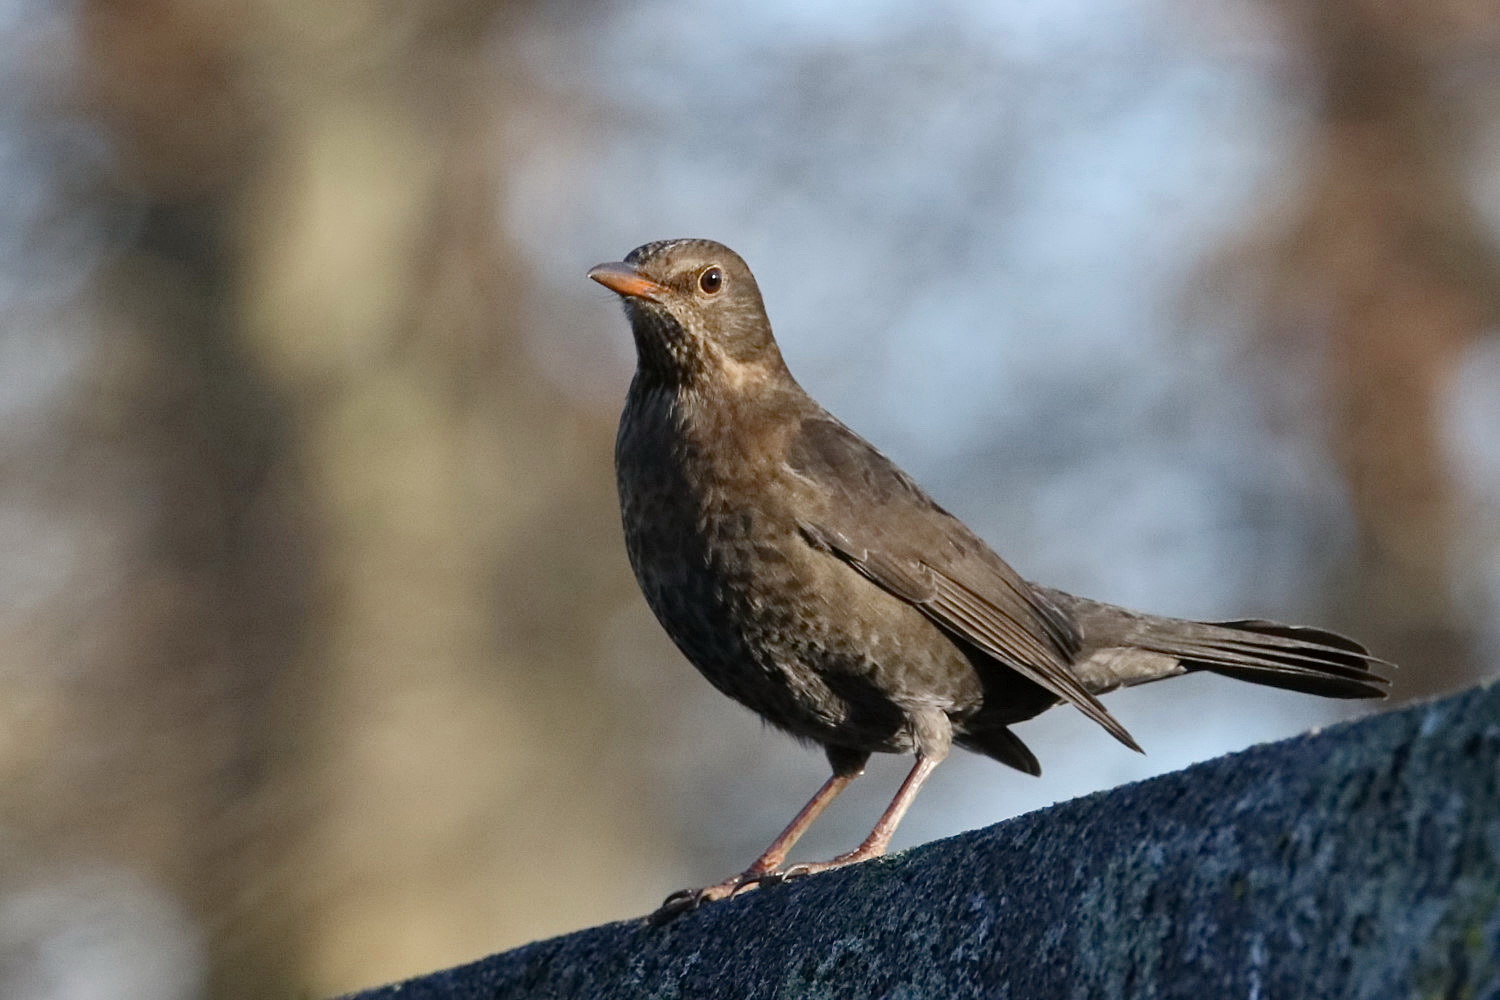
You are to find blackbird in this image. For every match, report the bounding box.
[589,238,1388,924]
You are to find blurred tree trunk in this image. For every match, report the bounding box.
[238,68,657,991]
[16,1,666,997]
[30,4,320,997]
[1250,0,1500,693]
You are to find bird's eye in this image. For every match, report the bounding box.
[698,266,724,294]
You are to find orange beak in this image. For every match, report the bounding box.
[588,262,669,302]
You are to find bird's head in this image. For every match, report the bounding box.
[589,239,785,386]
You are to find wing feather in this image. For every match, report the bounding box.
[791,416,1140,752]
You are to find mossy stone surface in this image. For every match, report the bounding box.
[348,683,1500,1000]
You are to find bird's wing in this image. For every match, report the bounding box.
[788,415,1140,751]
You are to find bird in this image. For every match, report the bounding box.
[588,238,1389,924]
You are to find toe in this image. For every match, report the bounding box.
[646,873,757,925]
[647,892,699,926]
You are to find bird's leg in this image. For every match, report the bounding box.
[648,749,868,925]
[777,751,942,879]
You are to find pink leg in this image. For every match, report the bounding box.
[742,769,860,875]
[649,765,863,924]
[650,753,942,924]
[783,753,940,876]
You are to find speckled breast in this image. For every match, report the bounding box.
[614,385,897,747]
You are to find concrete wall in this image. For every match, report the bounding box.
[347,682,1500,999]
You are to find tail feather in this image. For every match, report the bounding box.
[1148,618,1390,700]
[1029,586,1391,706]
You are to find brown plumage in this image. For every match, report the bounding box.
[589,238,1389,923]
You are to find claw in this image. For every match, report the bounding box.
[645,868,780,925]
[726,878,760,899]
[648,853,877,923]
[646,890,704,926]
[750,866,800,887]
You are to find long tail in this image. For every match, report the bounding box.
[1033,586,1391,700]
[1154,618,1390,699]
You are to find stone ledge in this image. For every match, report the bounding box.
[347,682,1500,1000]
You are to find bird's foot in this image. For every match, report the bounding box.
[648,852,878,925]
[648,870,770,925]
[761,853,864,883]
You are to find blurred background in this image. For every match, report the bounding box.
[1,0,1498,995]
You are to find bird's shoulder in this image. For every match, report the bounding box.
[786,411,1083,653]
[784,412,978,558]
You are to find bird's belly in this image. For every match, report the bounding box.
[622,490,979,752]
